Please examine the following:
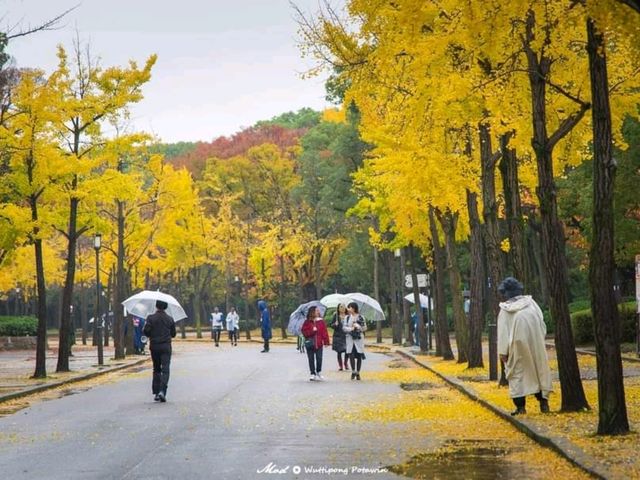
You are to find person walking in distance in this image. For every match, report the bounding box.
[143,300,176,402]
[211,307,223,347]
[497,277,552,416]
[330,303,349,371]
[258,300,272,352]
[226,307,240,346]
[344,302,367,380]
[301,306,330,381]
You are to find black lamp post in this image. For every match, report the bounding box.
[94,233,103,366]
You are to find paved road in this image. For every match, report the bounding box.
[0,343,424,480]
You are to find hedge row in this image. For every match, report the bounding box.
[0,316,38,336]
[571,302,637,345]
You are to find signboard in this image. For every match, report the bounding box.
[405,274,429,289]
[636,254,640,314]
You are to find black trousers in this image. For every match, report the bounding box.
[513,391,544,408]
[306,346,323,375]
[213,329,221,344]
[151,344,172,395]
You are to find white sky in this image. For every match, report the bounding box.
[5,0,336,142]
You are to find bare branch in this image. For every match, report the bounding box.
[6,5,79,40]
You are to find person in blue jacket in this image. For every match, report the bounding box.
[257,300,272,353]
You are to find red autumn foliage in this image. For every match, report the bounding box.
[169,124,307,177]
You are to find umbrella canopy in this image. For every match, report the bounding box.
[122,290,187,321]
[287,300,326,336]
[404,293,433,310]
[345,292,386,322]
[319,293,352,309]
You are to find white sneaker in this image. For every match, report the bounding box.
[309,374,317,381]
[316,373,324,381]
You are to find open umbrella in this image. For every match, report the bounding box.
[319,293,352,309]
[404,293,433,310]
[345,292,386,322]
[287,300,326,336]
[122,290,187,321]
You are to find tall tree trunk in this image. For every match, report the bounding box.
[587,17,629,434]
[466,190,484,368]
[279,255,287,339]
[80,281,88,345]
[437,209,468,363]
[523,9,590,412]
[479,122,502,380]
[114,199,126,359]
[374,248,382,343]
[57,196,79,372]
[31,197,48,379]
[409,245,427,352]
[400,248,411,346]
[429,207,454,360]
[389,251,401,344]
[499,135,527,283]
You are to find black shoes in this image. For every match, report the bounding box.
[351,372,356,380]
[540,399,550,413]
[154,394,160,402]
[158,392,166,403]
[356,373,361,381]
[511,406,526,416]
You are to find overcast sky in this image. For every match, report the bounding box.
[5,0,336,143]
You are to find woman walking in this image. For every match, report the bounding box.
[211,307,223,347]
[226,307,240,346]
[330,303,349,371]
[344,302,367,380]
[301,306,330,381]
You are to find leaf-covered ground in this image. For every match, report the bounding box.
[420,350,640,479]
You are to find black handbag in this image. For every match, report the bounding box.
[304,337,315,350]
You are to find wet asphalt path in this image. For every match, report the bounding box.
[0,342,422,480]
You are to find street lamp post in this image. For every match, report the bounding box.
[94,234,103,366]
[426,273,433,351]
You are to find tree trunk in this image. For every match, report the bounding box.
[479,122,502,380]
[32,198,48,379]
[114,199,126,359]
[389,251,402,344]
[524,9,589,411]
[429,207,454,360]
[437,209,467,363]
[499,135,527,283]
[587,17,629,434]
[466,190,484,368]
[374,248,382,343]
[57,196,79,372]
[279,255,287,339]
[409,245,427,352]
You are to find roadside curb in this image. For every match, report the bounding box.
[389,348,607,480]
[0,356,149,405]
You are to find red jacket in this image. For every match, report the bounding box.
[301,318,330,349]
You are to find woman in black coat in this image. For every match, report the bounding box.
[330,303,349,371]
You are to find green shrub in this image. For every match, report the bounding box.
[0,316,38,336]
[570,302,637,345]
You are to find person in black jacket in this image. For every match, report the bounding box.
[143,300,176,402]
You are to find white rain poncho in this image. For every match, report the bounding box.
[497,295,552,399]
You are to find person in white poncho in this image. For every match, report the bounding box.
[497,277,552,416]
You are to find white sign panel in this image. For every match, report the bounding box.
[405,274,428,289]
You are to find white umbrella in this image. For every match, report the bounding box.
[287,301,326,336]
[404,293,433,310]
[345,292,386,322]
[319,293,352,309]
[122,290,187,321]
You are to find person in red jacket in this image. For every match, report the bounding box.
[301,306,330,381]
